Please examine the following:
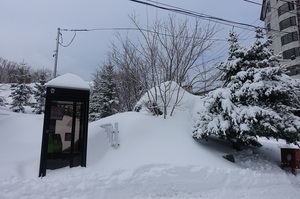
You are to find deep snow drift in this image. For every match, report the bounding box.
[1,82,300,198]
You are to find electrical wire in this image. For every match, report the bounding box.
[243,0,262,6]
[58,0,295,69]
[130,0,296,35]
[59,31,77,47]
[207,0,298,71]
[147,0,261,33]
[245,0,298,24]
[254,0,297,39]
[142,0,259,68]
[58,27,229,49]
[58,1,263,50]
[129,0,259,31]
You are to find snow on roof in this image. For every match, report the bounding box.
[46,73,90,90]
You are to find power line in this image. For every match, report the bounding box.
[136,0,300,65]
[129,0,259,31]
[245,0,298,20]
[244,0,300,7]
[243,0,261,6]
[54,0,268,76]
[59,31,77,47]
[53,25,228,77]
[139,0,260,70]
[57,1,265,51]
[251,0,298,39]
[130,0,295,35]
[207,0,298,69]
[147,0,261,32]
[59,27,228,46]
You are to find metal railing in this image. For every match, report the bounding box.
[100,123,119,148]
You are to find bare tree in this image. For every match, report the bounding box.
[131,15,218,86]
[30,68,52,83]
[108,40,147,111]
[108,15,219,117]
[0,57,19,83]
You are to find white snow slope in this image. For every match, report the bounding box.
[1,86,300,198]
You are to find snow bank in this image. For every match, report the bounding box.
[1,97,300,198]
[87,111,236,173]
[0,107,43,179]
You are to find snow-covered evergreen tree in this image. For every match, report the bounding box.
[0,97,4,106]
[32,72,47,114]
[89,62,119,121]
[0,85,5,106]
[98,63,119,118]
[9,63,32,113]
[89,72,102,122]
[0,98,4,106]
[193,28,300,148]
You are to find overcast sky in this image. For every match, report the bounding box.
[0,0,262,80]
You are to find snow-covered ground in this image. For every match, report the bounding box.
[1,83,300,198]
[1,106,300,199]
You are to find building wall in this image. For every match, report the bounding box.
[261,0,300,76]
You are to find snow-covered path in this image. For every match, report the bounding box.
[1,164,299,199]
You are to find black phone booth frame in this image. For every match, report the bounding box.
[39,86,89,177]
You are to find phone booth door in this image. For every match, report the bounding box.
[46,100,84,169]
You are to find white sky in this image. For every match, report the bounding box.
[0,0,263,80]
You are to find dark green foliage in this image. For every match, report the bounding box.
[89,72,102,122]
[98,63,119,118]
[193,28,300,147]
[89,62,119,121]
[32,72,47,114]
[9,63,32,113]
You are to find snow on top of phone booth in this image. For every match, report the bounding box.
[46,73,90,90]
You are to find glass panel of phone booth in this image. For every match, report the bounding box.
[46,101,83,169]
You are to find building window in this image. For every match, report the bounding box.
[281,31,298,46]
[267,23,271,32]
[283,47,300,59]
[286,65,300,76]
[278,2,295,16]
[267,1,271,13]
[279,16,296,30]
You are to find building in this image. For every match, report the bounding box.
[260,0,300,76]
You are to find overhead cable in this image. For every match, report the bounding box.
[129,0,259,30]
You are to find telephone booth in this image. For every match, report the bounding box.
[39,73,89,177]
[281,148,300,175]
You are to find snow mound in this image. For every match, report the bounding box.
[87,111,236,173]
[135,81,198,116]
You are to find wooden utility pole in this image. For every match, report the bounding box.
[53,27,60,78]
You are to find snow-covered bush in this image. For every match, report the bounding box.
[134,100,163,116]
[134,81,195,118]
[193,28,300,148]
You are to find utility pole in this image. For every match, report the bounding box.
[53,27,60,78]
